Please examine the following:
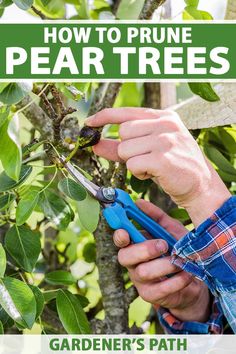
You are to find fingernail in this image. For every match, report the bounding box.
[156,240,168,254]
[85,115,95,126]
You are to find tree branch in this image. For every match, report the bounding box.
[16,96,53,139]
[111,0,122,15]
[125,286,138,307]
[139,0,166,19]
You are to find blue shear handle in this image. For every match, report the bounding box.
[103,203,147,244]
[115,189,176,252]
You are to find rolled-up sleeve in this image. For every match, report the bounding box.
[170,196,236,332]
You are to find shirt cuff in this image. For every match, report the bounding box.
[171,196,236,293]
[158,298,224,334]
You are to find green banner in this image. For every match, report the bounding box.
[0,22,235,80]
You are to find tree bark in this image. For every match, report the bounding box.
[139,0,166,19]
[225,0,236,19]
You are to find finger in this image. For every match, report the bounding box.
[118,136,154,161]
[133,256,180,283]
[126,154,156,180]
[113,229,130,248]
[118,239,168,268]
[92,139,122,162]
[135,199,187,240]
[138,271,193,304]
[86,108,170,128]
[119,119,170,141]
[114,229,151,248]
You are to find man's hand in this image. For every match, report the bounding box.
[114,199,210,323]
[86,108,230,226]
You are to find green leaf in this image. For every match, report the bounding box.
[204,145,236,176]
[13,0,33,10]
[0,114,22,181]
[45,271,75,286]
[0,245,6,278]
[0,0,13,8]
[0,106,9,129]
[199,10,213,20]
[83,242,96,263]
[39,190,74,230]
[29,285,44,320]
[56,289,91,334]
[0,83,9,94]
[0,193,15,211]
[0,8,4,16]
[34,0,65,19]
[5,225,41,272]
[0,305,11,326]
[75,295,89,308]
[219,128,236,154]
[188,83,220,102]
[0,277,36,329]
[0,83,32,105]
[58,178,87,201]
[169,208,190,223]
[117,0,144,20]
[76,0,89,19]
[16,190,39,225]
[130,175,152,193]
[77,193,100,233]
[0,165,32,193]
[0,320,4,334]
[184,0,199,6]
[43,290,58,303]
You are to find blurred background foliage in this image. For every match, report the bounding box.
[0,0,235,336]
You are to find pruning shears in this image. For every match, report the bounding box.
[60,155,176,252]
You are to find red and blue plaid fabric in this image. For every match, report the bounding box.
[158,196,236,334]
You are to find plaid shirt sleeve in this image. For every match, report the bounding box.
[167,196,236,333]
[158,297,225,334]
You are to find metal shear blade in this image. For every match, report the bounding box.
[59,155,100,199]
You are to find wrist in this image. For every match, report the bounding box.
[185,168,231,228]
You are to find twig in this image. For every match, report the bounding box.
[31,5,48,20]
[125,286,138,307]
[139,0,166,19]
[111,0,122,15]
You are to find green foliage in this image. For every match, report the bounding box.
[0,193,15,211]
[77,193,100,233]
[58,178,87,201]
[13,0,33,10]
[45,270,75,286]
[16,190,40,225]
[56,289,91,334]
[83,242,96,263]
[0,0,13,8]
[130,175,152,194]
[188,83,220,102]
[34,0,66,19]
[0,244,6,278]
[0,277,36,329]
[29,285,44,320]
[39,190,74,230]
[0,165,32,192]
[0,0,234,336]
[5,225,41,272]
[0,83,32,105]
[0,113,22,181]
